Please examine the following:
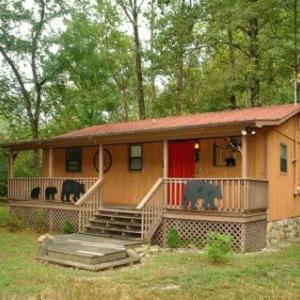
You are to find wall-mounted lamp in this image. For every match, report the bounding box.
[241,127,257,136]
[194,142,200,162]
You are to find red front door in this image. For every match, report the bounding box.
[168,141,195,206]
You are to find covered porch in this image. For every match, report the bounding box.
[4,120,269,251]
[6,131,268,236]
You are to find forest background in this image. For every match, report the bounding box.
[0,0,299,195]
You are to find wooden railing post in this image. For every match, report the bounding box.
[242,135,247,178]
[99,144,104,180]
[7,151,14,198]
[48,148,54,177]
[8,151,14,179]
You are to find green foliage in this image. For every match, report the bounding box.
[0,0,299,146]
[34,210,47,233]
[5,213,24,232]
[63,220,76,234]
[205,231,233,263]
[167,227,181,249]
[1,209,300,300]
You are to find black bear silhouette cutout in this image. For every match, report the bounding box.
[31,187,40,200]
[45,187,57,201]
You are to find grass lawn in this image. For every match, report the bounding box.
[1,206,300,300]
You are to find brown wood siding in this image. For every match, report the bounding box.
[41,134,272,208]
[268,115,300,221]
[102,143,163,206]
[246,131,266,180]
[195,139,242,178]
[43,143,164,206]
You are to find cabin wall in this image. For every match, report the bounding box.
[43,142,164,206]
[103,143,163,205]
[268,115,300,221]
[195,139,242,178]
[246,130,267,180]
[42,134,268,207]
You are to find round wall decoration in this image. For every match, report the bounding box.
[93,149,112,173]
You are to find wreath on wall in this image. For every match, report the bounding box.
[93,149,112,173]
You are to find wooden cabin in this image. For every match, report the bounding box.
[2,103,300,251]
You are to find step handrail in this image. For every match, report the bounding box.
[75,178,103,206]
[75,178,104,231]
[136,178,164,210]
[136,178,165,240]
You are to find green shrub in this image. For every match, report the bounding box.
[35,210,47,233]
[6,213,24,232]
[205,231,233,263]
[167,227,181,249]
[63,221,76,234]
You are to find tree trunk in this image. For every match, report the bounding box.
[294,0,299,104]
[248,15,260,106]
[149,0,156,116]
[31,119,40,176]
[133,12,146,119]
[122,88,129,121]
[175,51,184,115]
[227,27,237,109]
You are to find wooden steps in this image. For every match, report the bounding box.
[84,207,143,240]
[37,233,141,271]
[38,249,140,271]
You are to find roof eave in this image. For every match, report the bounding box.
[0,120,257,151]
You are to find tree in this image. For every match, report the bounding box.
[46,4,137,134]
[153,0,201,115]
[117,0,146,119]
[293,0,299,104]
[0,0,66,173]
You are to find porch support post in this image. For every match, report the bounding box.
[48,148,54,177]
[99,144,104,180]
[242,135,247,178]
[8,151,14,179]
[163,140,168,207]
[163,140,168,178]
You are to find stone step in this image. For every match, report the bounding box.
[37,249,140,271]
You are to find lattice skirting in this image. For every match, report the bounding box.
[10,205,79,232]
[152,216,267,252]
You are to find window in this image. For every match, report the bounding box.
[280,143,288,173]
[66,148,81,172]
[129,144,143,171]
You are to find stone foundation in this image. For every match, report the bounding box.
[267,217,300,246]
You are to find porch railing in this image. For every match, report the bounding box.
[75,179,104,231]
[7,177,98,202]
[164,178,268,212]
[135,177,268,240]
[136,178,165,240]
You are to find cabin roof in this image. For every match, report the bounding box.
[58,103,300,139]
[2,103,300,150]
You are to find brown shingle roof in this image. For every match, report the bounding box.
[58,103,300,139]
[2,103,300,150]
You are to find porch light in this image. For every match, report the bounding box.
[250,128,257,136]
[241,129,248,136]
[194,142,200,162]
[241,127,257,136]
